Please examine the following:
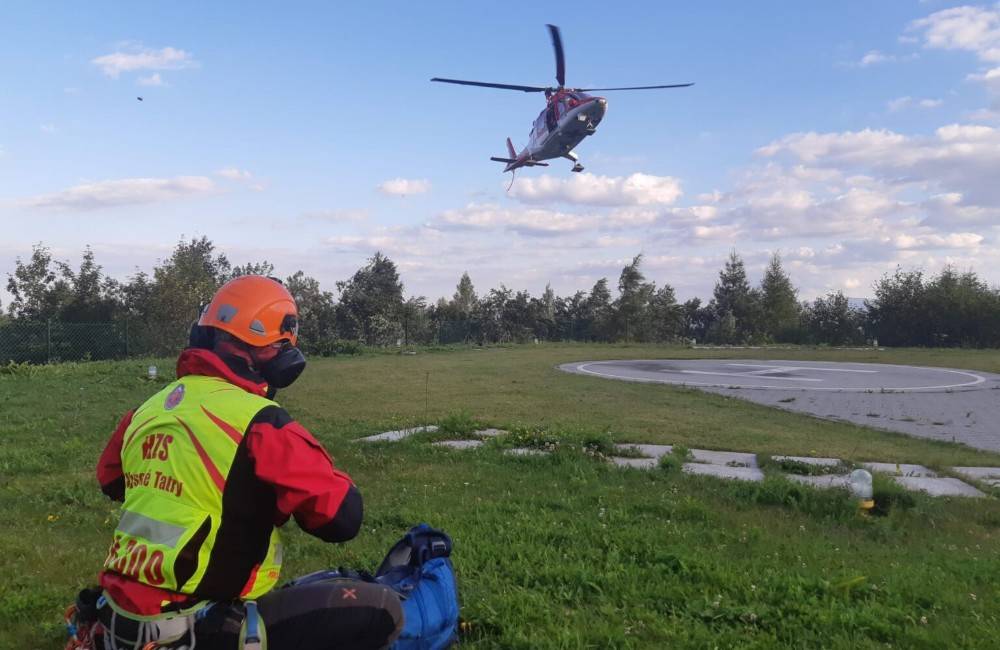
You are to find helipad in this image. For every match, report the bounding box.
[560,359,987,392]
[559,359,1000,451]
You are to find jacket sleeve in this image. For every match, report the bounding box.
[97,411,134,502]
[246,406,363,543]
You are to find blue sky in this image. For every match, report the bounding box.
[3,1,1000,304]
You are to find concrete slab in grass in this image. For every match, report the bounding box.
[787,474,850,489]
[613,443,673,459]
[473,428,508,438]
[433,440,484,450]
[986,479,1000,489]
[683,462,764,482]
[610,457,659,470]
[863,462,936,477]
[690,449,759,468]
[773,455,842,468]
[953,466,1000,481]
[505,447,548,457]
[893,476,985,498]
[358,425,439,443]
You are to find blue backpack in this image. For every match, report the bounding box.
[375,524,460,650]
[284,524,459,650]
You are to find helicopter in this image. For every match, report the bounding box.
[432,25,693,174]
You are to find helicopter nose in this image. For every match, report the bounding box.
[594,97,607,119]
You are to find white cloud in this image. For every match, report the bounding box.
[860,49,893,67]
[910,5,1000,93]
[910,5,1000,63]
[216,167,253,181]
[966,96,1000,120]
[968,65,1000,91]
[887,96,913,112]
[509,172,683,206]
[887,96,942,111]
[592,235,642,248]
[435,203,592,237]
[23,176,216,210]
[214,167,265,191]
[920,192,1000,226]
[691,224,741,241]
[604,208,660,228]
[377,178,430,196]
[758,124,1000,204]
[302,208,370,222]
[892,231,984,249]
[137,73,166,87]
[91,45,197,79]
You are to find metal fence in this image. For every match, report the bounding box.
[0,320,170,364]
[0,319,488,364]
[0,318,601,365]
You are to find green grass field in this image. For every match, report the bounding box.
[3,344,1000,648]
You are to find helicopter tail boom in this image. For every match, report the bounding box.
[492,138,549,171]
[489,156,549,168]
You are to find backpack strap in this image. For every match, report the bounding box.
[376,524,452,576]
[240,601,265,650]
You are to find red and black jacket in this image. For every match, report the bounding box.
[96,348,362,614]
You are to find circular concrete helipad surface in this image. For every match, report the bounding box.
[559,359,988,392]
[559,359,1000,450]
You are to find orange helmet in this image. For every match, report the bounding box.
[198,276,299,347]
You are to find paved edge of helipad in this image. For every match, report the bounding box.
[558,359,990,393]
[557,359,1000,451]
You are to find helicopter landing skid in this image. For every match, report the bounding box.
[562,151,584,173]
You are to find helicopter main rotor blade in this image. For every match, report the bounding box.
[430,77,548,93]
[575,83,695,91]
[547,24,565,88]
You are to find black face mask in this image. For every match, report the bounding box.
[260,343,307,389]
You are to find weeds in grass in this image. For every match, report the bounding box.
[721,475,859,522]
[0,361,36,376]
[579,432,617,460]
[606,440,648,459]
[870,474,917,516]
[503,424,560,450]
[437,410,479,436]
[659,445,692,473]
[759,455,850,476]
[672,445,692,461]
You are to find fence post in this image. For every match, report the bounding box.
[124,319,130,358]
[46,319,52,363]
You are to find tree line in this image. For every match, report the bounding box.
[3,237,1000,355]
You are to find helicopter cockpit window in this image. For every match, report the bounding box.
[534,114,546,136]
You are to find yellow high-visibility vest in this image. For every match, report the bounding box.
[103,375,282,600]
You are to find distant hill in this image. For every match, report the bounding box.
[847,297,867,311]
